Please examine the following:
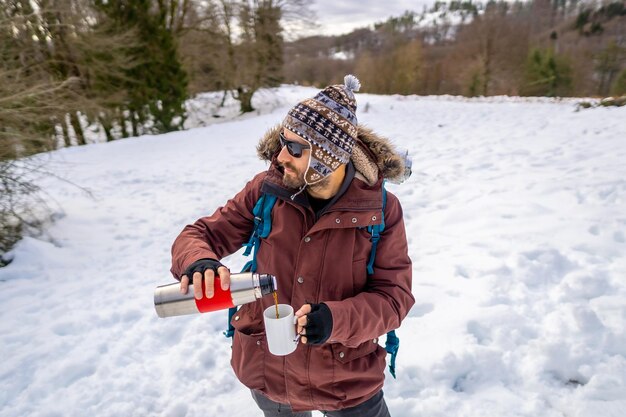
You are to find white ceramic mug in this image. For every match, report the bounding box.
[263,304,299,356]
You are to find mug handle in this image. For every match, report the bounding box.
[292,315,300,343]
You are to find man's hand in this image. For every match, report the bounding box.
[295,303,333,345]
[180,258,231,299]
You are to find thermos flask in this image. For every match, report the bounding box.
[154,272,277,318]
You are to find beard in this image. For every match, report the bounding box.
[281,163,306,189]
[280,163,331,192]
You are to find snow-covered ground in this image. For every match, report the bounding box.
[1,86,625,417]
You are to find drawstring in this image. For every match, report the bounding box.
[290,184,307,200]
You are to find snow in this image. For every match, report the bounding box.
[1,85,625,417]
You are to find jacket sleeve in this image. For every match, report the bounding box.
[170,172,266,279]
[324,192,415,348]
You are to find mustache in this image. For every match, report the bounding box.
[281,162,297,172]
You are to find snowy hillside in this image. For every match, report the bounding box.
[1,86,625,417]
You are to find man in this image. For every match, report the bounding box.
[170,75,414,417]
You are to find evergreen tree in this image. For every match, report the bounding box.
[595,41,624,96]
[612,69,626,96]
[95,0,188,133]
[521,47,572,97]
[467,70,485,97]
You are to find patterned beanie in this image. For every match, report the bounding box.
[283,74,361,185]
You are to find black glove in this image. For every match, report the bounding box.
[304,303,333,345]
[182,258,225,283]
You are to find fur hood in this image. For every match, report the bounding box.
[256,124,410,186]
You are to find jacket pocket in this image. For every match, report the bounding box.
[231,329,266,391]
[331,340,379,364]
[328,341,387,403]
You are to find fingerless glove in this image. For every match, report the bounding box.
[304,303,333,345]
[182,258,225,283]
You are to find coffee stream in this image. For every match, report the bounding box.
[272,291,279,318]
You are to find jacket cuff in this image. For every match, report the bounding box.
[323,300,354,347]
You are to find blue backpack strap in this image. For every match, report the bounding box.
[366,181,387,275]
[366,182,400,379]
[385,330,399,379]
[223,306,239,338]
[225,193,278,339]
[241,193,278,272]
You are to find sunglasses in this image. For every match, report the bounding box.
[279,132,310,158]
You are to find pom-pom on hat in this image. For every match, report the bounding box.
[283,74,361,186]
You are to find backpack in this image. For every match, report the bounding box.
[224,182,400,378]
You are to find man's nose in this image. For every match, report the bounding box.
[277,145,292,164]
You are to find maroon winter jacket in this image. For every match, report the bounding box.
[171,125,414,411]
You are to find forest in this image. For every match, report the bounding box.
[285,1,626,98]
[1,0,624,256]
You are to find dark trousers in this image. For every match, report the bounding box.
[250,389,391,417]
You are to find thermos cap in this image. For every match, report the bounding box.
[258,273,278,296]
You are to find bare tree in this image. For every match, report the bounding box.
[176,0,315,112]
[355,39,423,95]
[0,65,77,256]
[0,0,140,256]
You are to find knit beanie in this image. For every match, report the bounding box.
[283,74,361,185]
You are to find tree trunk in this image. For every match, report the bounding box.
[99,114,115,142]
[220,90,228,108]
[70,112,86,145]
[119,112,129,138]
[131,111,139,137]
[237,87,255,113]
[482,36,493,96]
[61,116,72,147]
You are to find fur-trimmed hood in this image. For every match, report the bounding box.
[256,124,410,186]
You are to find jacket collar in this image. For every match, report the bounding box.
[261,161,382,212]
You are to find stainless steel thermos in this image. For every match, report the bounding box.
[154,272,277,318]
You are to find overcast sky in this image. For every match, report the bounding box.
[306,0,436,36]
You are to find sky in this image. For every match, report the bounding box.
[305,0,436,36]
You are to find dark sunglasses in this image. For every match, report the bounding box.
[279,132,310,158]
